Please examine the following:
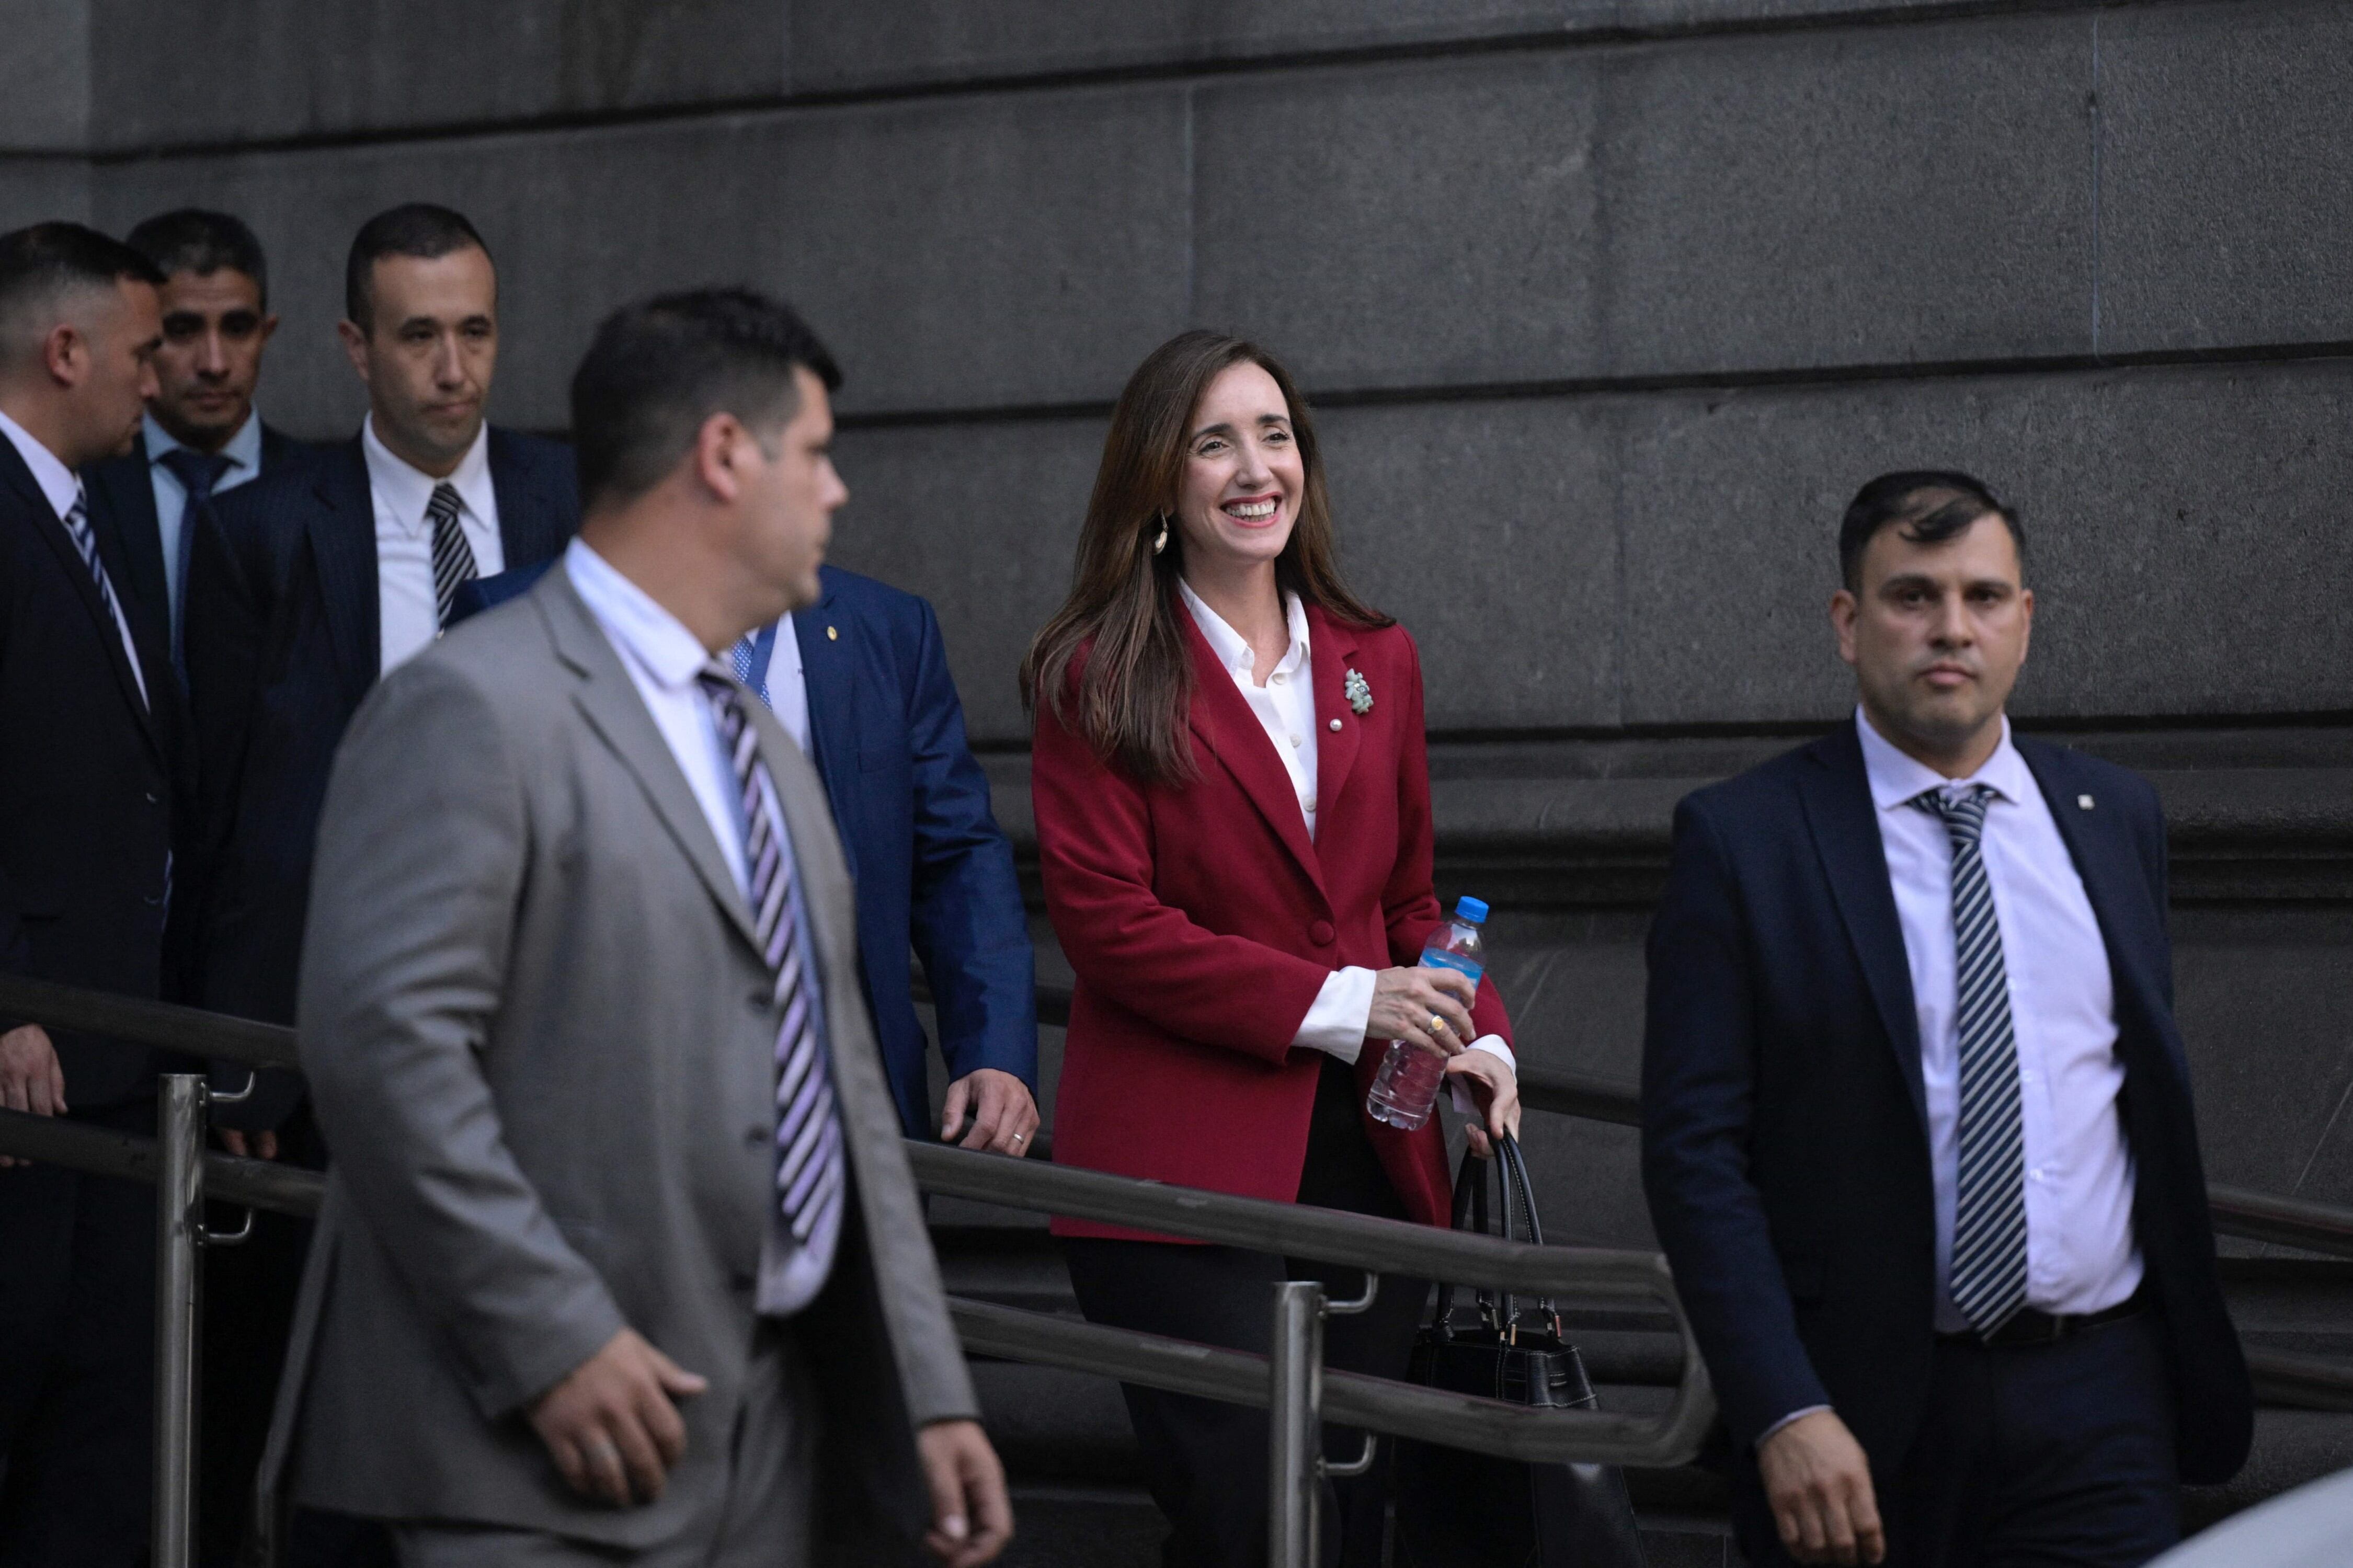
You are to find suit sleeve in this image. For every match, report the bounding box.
[900,600,1038,1090]
[1031,689,1332,1065]
[1641,794,1831,1448]
[1378,634,1511,1044]
[299,661,625,1420]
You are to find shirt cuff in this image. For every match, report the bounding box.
[1294,966,1377,1065]
[1757,1405,1833,1449]
[1446,1035,1515,1115]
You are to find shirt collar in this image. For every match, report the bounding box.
[563,537,719,693]
[1178,577,1311,680]
[0,407,82,521]
[1855,704,2032,812]
[145,409,262,476]
[362,413,494,535]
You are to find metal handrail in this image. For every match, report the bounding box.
[12,968,2353,1257]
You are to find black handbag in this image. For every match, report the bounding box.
[1392,1135,1648,1568]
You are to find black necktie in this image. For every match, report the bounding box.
[158,448,232,671]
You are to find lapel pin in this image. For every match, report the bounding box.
[2077,794,2095,810]
[1343,668,1373,715]
[826,625,838,641]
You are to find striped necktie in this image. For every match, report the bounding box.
[61,490,147,709]
[426,482,478,629]
[1915,784,2028,1336]
[697,670,846,1252]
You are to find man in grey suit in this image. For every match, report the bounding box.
[262,288,1012,1566]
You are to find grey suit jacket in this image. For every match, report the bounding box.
[256,566,978,1555]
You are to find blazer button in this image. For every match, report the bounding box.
[1310,920,1335,946]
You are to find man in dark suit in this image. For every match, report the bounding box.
[452,533,1038,1153]
[0,222,179,1567]
[179,203,577,1565]
[83,210,307,688]
[1642,471,2250,1567]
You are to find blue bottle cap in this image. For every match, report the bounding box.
[1454,896,1489,924]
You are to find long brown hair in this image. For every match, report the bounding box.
[1020,330,1392,786]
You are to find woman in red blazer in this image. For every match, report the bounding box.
[1022,330,1519,1565]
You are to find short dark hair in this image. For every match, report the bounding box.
[125,208,269,306]
[1838,470,2026,590]
[0,222,165,366]
[570,287,843,509]
[345,203,490,329]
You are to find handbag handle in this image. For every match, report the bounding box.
[1431,1134,1556,1338]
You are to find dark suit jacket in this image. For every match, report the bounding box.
[82,421,311,670]
[0,434,192,1107]
[453,559,1037,1138]
[1640,718,2252,1487]
[179,431,577,1125]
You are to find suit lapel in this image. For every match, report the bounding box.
[306,443,380,697]
[1306,608,1362,846]
[534,569,763,954]
[1182,610,1327,899]
[488,430,563,567]
[2017,740,2172,1049]
[792,576,861,880]
[2,439,164,757]
[95,437,168,642]
[1798,722,1928,1132]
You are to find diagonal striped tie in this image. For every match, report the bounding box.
[426,482,478,630]
[698,670,846,1252]
[1915,784,2028,1337]
[62,491,147,709]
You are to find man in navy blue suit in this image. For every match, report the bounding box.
[177,203,578,1567]
[1642,472,2249,1567]
[450,464,1039,1153]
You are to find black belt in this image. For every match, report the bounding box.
[1938,1289,2146,1350]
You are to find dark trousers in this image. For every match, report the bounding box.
[0,1100,159,1568]
[201,1103,328,1568]
[1733,1311,2181,1568]
[1062,1056,1430,1568]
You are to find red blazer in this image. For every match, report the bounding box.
[1033,602,1512,1243]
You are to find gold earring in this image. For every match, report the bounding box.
[1152,515,1170,555]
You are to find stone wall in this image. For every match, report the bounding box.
[8,0,2352,1246]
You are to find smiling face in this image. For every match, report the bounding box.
[1832,510,2034,772]
[338,245,497,477]
[1171,360,1304,573]
[149,267,276,452]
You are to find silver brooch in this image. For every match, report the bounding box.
[1343,668,1373,715]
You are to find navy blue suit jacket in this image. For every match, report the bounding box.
[180,431,578,1121]
[452,558,1037,1138]
[82,422,312,676]
[1640,718,2250,1486]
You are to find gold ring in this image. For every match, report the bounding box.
[1429,1013,1448,1036]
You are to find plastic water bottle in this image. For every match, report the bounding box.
[1366,897,1489,1131]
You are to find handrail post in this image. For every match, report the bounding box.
[154,1074,205,1568]
[1269,1280,1324,1567]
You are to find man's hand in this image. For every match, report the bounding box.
[917,1418,1013,1567]
[527,1328,709,1507]
[941,1069,1040,1157]
[1758,1409,1884,1565]
[0,1024,66,1166]
[219,1129,279,1161]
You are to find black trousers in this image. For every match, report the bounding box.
[1732,1310,2181,1568]
[200,1102,329,1568]
[0,1100,159,1568]
[1062,1055,1431,1568]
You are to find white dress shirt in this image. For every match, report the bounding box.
[737,612,810,753]
[365,414,503,676]
[1,408,147,707]
[144,408,264,640]
[1178,582,1511,1095]
[1858,707,2143,1331]
[564,537,838,1314]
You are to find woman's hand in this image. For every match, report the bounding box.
[1364,966,1478,1058]
[1445,1050,1521,1160]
